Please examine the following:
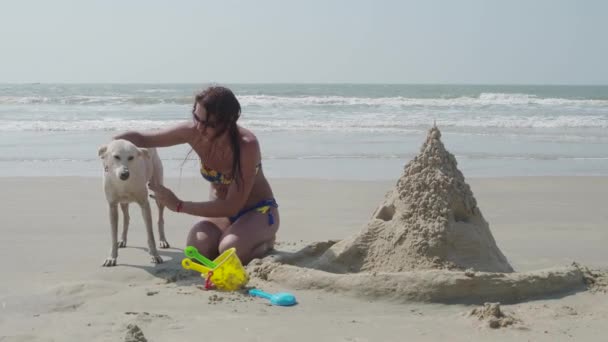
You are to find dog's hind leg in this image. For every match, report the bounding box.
[155,199,170,248]
[140,199,163,264]
[103,203,119,267]
[118,203,129,248]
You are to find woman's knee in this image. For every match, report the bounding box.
[218,234,239,255]
[218,235,273,265]
[186,220,222,258]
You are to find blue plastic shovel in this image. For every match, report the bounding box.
[249,288,297,306]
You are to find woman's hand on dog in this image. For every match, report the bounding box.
[148,182,181,211]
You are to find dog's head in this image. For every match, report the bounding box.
[98,139,149,181]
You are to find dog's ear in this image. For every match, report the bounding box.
[138,148,150,159]
[97,145,107,158]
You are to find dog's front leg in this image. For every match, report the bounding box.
[155,199,170,248]
[140,199,163,264]
[118,203,129,248]
[103,203,119,267]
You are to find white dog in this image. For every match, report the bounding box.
[97,139,169,267]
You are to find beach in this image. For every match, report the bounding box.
[1,83,607,340]
[1,176,607,341]
[2,0,608,338]
[4,0,608,335]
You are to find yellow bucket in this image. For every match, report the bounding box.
[181,247,249,291]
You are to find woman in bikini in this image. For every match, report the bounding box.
[114,86,278,264]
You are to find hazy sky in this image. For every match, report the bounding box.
[1,0,606,84]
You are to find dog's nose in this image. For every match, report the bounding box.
[119,170,130,180]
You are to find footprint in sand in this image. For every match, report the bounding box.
[124,311,171,325]
[125,324,147,342]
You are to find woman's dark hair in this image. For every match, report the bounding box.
[192,86,243,187]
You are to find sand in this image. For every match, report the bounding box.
[1,175,607,341]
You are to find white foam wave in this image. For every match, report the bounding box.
[140,89,177,93]
[1,93,607,107]
[243,115,608,131]
[0,119,183,132]
[240,93,608,107]
[1,114,606,132]
[2,154,607,163]
[0,95,192,106]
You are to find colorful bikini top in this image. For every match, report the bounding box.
[200,160,261,185]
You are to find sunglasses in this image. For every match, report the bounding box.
[192,110,218,128]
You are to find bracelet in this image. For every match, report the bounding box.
[176,201,184,213]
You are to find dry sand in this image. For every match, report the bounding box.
[0,175,607,341]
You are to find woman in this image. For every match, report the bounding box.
[114,86,279,265]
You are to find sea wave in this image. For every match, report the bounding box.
[1,93,607,107]
[0,113,606,132]
[1,154,607,163]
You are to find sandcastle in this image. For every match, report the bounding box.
[248,126,602,304]
[309,126,513,274]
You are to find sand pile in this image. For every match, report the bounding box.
[573,262,608,293]
[248,126,591,304]
[469,302,519,329]
[311,125,512,273]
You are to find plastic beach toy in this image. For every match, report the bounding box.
[249,288,297,306]
[184,246,217,269]
[181,247,248,291]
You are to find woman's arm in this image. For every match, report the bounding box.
[114,122,194,148]
[179,138,260,217]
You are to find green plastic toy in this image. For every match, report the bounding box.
[184,246,217,269]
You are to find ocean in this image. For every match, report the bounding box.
[1,83,607,180]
